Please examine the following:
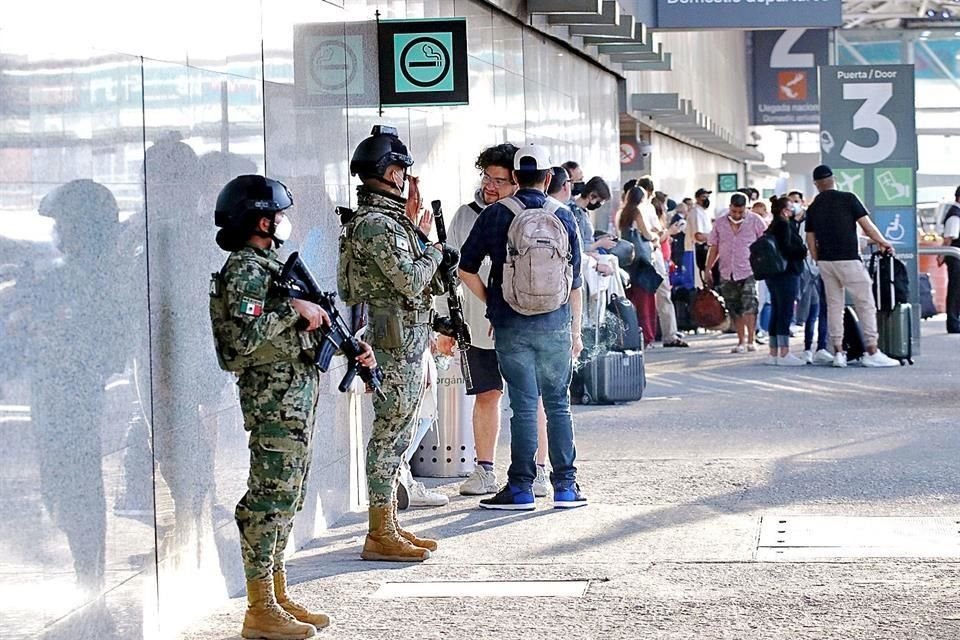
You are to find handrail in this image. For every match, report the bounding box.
[919,246,960,260]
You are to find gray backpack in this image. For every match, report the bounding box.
[500,196,573,316]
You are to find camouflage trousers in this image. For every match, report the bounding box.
[367,324,429,507]
[235,360,319,580]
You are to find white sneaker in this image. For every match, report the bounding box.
[861,351,901,368]
[408,480,449,507]
[459,465,498,496]
[533,466,549,498]
[813,349,834,365]
[764,355,778,366]
[777,353,807,367]
[832,352,848,368]
[803,350,814,364]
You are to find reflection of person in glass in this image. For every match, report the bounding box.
[25,180,126,631]
[210,175,375,639]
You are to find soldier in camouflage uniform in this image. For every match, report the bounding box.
[210,175,375,639]
[339,126,459,562]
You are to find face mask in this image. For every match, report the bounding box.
[392,170,407,194]
[586,200,603,211]
[571,181,585,197]
[730,216,744,225]
[701,198,711,209]
[273,215,292,245]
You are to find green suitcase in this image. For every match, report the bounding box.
[876,303,913,365]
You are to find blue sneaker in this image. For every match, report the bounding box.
[553,483,588,509]
[479,484,536,511]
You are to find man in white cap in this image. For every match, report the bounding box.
[458,143,588,510]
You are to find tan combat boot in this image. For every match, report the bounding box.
[392,501,439,552]
[273,568,330,630]
[241,576,317,640]
[360,505,431,562]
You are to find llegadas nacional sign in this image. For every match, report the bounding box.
[657,0,843,29]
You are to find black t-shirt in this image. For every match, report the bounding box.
[804,189,869,261]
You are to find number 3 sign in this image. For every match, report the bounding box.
[818,65,917,168]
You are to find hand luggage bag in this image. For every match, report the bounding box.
[671,287,698,332]
[842,306,866,362]
[919,273,937,319]
[877,302,913,365]
[869,251,909,313]
[605,294,641,351]
[572,286,646,405]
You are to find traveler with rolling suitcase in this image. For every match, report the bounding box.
[804,165,900,368]
[869,251,914,365]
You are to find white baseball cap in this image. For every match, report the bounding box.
[513,143,552,171]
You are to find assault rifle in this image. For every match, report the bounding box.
[275,252,385,399]
[430,199,474,389]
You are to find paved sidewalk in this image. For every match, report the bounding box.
[182,323,960,640]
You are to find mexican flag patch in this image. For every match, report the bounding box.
[240,296,263,317]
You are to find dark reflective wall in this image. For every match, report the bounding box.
[0,2,618,638]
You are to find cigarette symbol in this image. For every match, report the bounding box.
[409,43,443,68]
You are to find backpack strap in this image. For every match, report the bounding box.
[468,201,483,215]
[542,199,561,215]
[500,196,524,217]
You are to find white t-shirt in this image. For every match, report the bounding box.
[945,215,960,240]
[692,205,713,239]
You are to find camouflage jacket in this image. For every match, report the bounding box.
[338,186,445,323]
[210,244,302,372]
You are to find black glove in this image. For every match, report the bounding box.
[440,244,460,272]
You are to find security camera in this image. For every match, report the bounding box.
[639,142,653,158]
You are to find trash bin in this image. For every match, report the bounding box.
[410,355,476,478]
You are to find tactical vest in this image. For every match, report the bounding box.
[945,205,960,249]
[209,249,305,372]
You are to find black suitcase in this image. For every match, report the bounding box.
[919,273,938,319]
[578,350,645,405]
[843,306,866,362]
[605,294,641,351]
[877,302,913,365]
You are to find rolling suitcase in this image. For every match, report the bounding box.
[579,350,646,405]
[869,251,909,313]
[877,302,913,365]
[671,287,698,332]
[572,286,646,405]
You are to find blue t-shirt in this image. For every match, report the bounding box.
[459,188,583,331]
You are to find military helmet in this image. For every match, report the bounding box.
[349,125,414,179]
[214,174,293,229]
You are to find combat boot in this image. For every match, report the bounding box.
[360,505,431,562]
[392,500,439,552]
[273,567,330,630]
[241,576,317,640]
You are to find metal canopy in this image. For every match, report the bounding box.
[843,0,959,28]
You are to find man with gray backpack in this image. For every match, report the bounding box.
[458,143,587,510]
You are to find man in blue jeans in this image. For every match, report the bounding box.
[458,143,587,510]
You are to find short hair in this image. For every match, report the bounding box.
[788,190,804,199]
[583,176,611,201]
[954,185,960,200]
[729,193,748,208]
[547,166,569,195]
[515,169,550,188]
[561,160,580,173]
[476,143,518,172]
[637,176,655,193]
